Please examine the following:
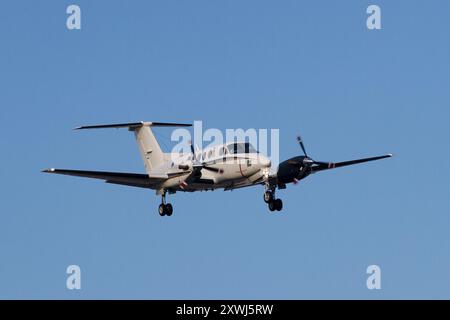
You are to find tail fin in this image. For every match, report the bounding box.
[75,121,192,174]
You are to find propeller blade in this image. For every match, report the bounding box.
[288,158,313,166]
[297,135,308,157]
[189,140,201,164]
[202,166,224,174]
[288,157,314,166]
[186,141,224,175]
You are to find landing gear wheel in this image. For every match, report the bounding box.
[165,203,173,217]
[268,201,276,212]
[264,191,274,203]
[158,204,166,216]
[274,198,283,211]
[268,198,283,212]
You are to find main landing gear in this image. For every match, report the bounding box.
[264,190,283,212]
[158,191,173,217]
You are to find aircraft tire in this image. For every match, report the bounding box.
[268,201,276,212]
[158,204,166,216]
[264,191,274,203]
[274,199,283,211]
[166,203,173,216]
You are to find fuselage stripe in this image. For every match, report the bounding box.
[239,163,245,177]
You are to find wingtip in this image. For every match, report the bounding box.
[42,168,56,173]
[387,153,394,157]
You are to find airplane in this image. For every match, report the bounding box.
[42,121,392,216]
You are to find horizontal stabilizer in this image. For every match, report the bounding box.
[74,121,192,130]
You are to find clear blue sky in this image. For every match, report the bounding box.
[1,0,449,299]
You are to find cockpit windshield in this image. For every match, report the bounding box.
[227,142,257,154]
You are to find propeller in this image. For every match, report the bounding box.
[180,141,224,175]
[178,141,224,190]
[189,142,200,164]
[296,135,308,158]
[294,135,319,166]
[294,135,337,167]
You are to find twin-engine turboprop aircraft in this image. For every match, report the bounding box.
[42,121,392,216]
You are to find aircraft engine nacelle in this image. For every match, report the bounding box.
[276,156,310,184]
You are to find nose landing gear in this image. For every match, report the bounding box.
[263,190,283,212]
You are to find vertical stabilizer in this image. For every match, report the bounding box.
[133,126,164,173]
[74,121,192,175]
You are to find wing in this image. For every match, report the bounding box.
[224,182,263,191]
[311,154,393,173]
[42,168,166,189]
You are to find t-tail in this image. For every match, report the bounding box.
[74,121,192,174]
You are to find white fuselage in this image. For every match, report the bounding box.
[156,142,271,192]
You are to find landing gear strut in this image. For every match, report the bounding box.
[263,191,274,203]
[264,189,283,212]
[158,191,173,217]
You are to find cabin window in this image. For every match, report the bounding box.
[227,142,257,154]
[244,143,257,153]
